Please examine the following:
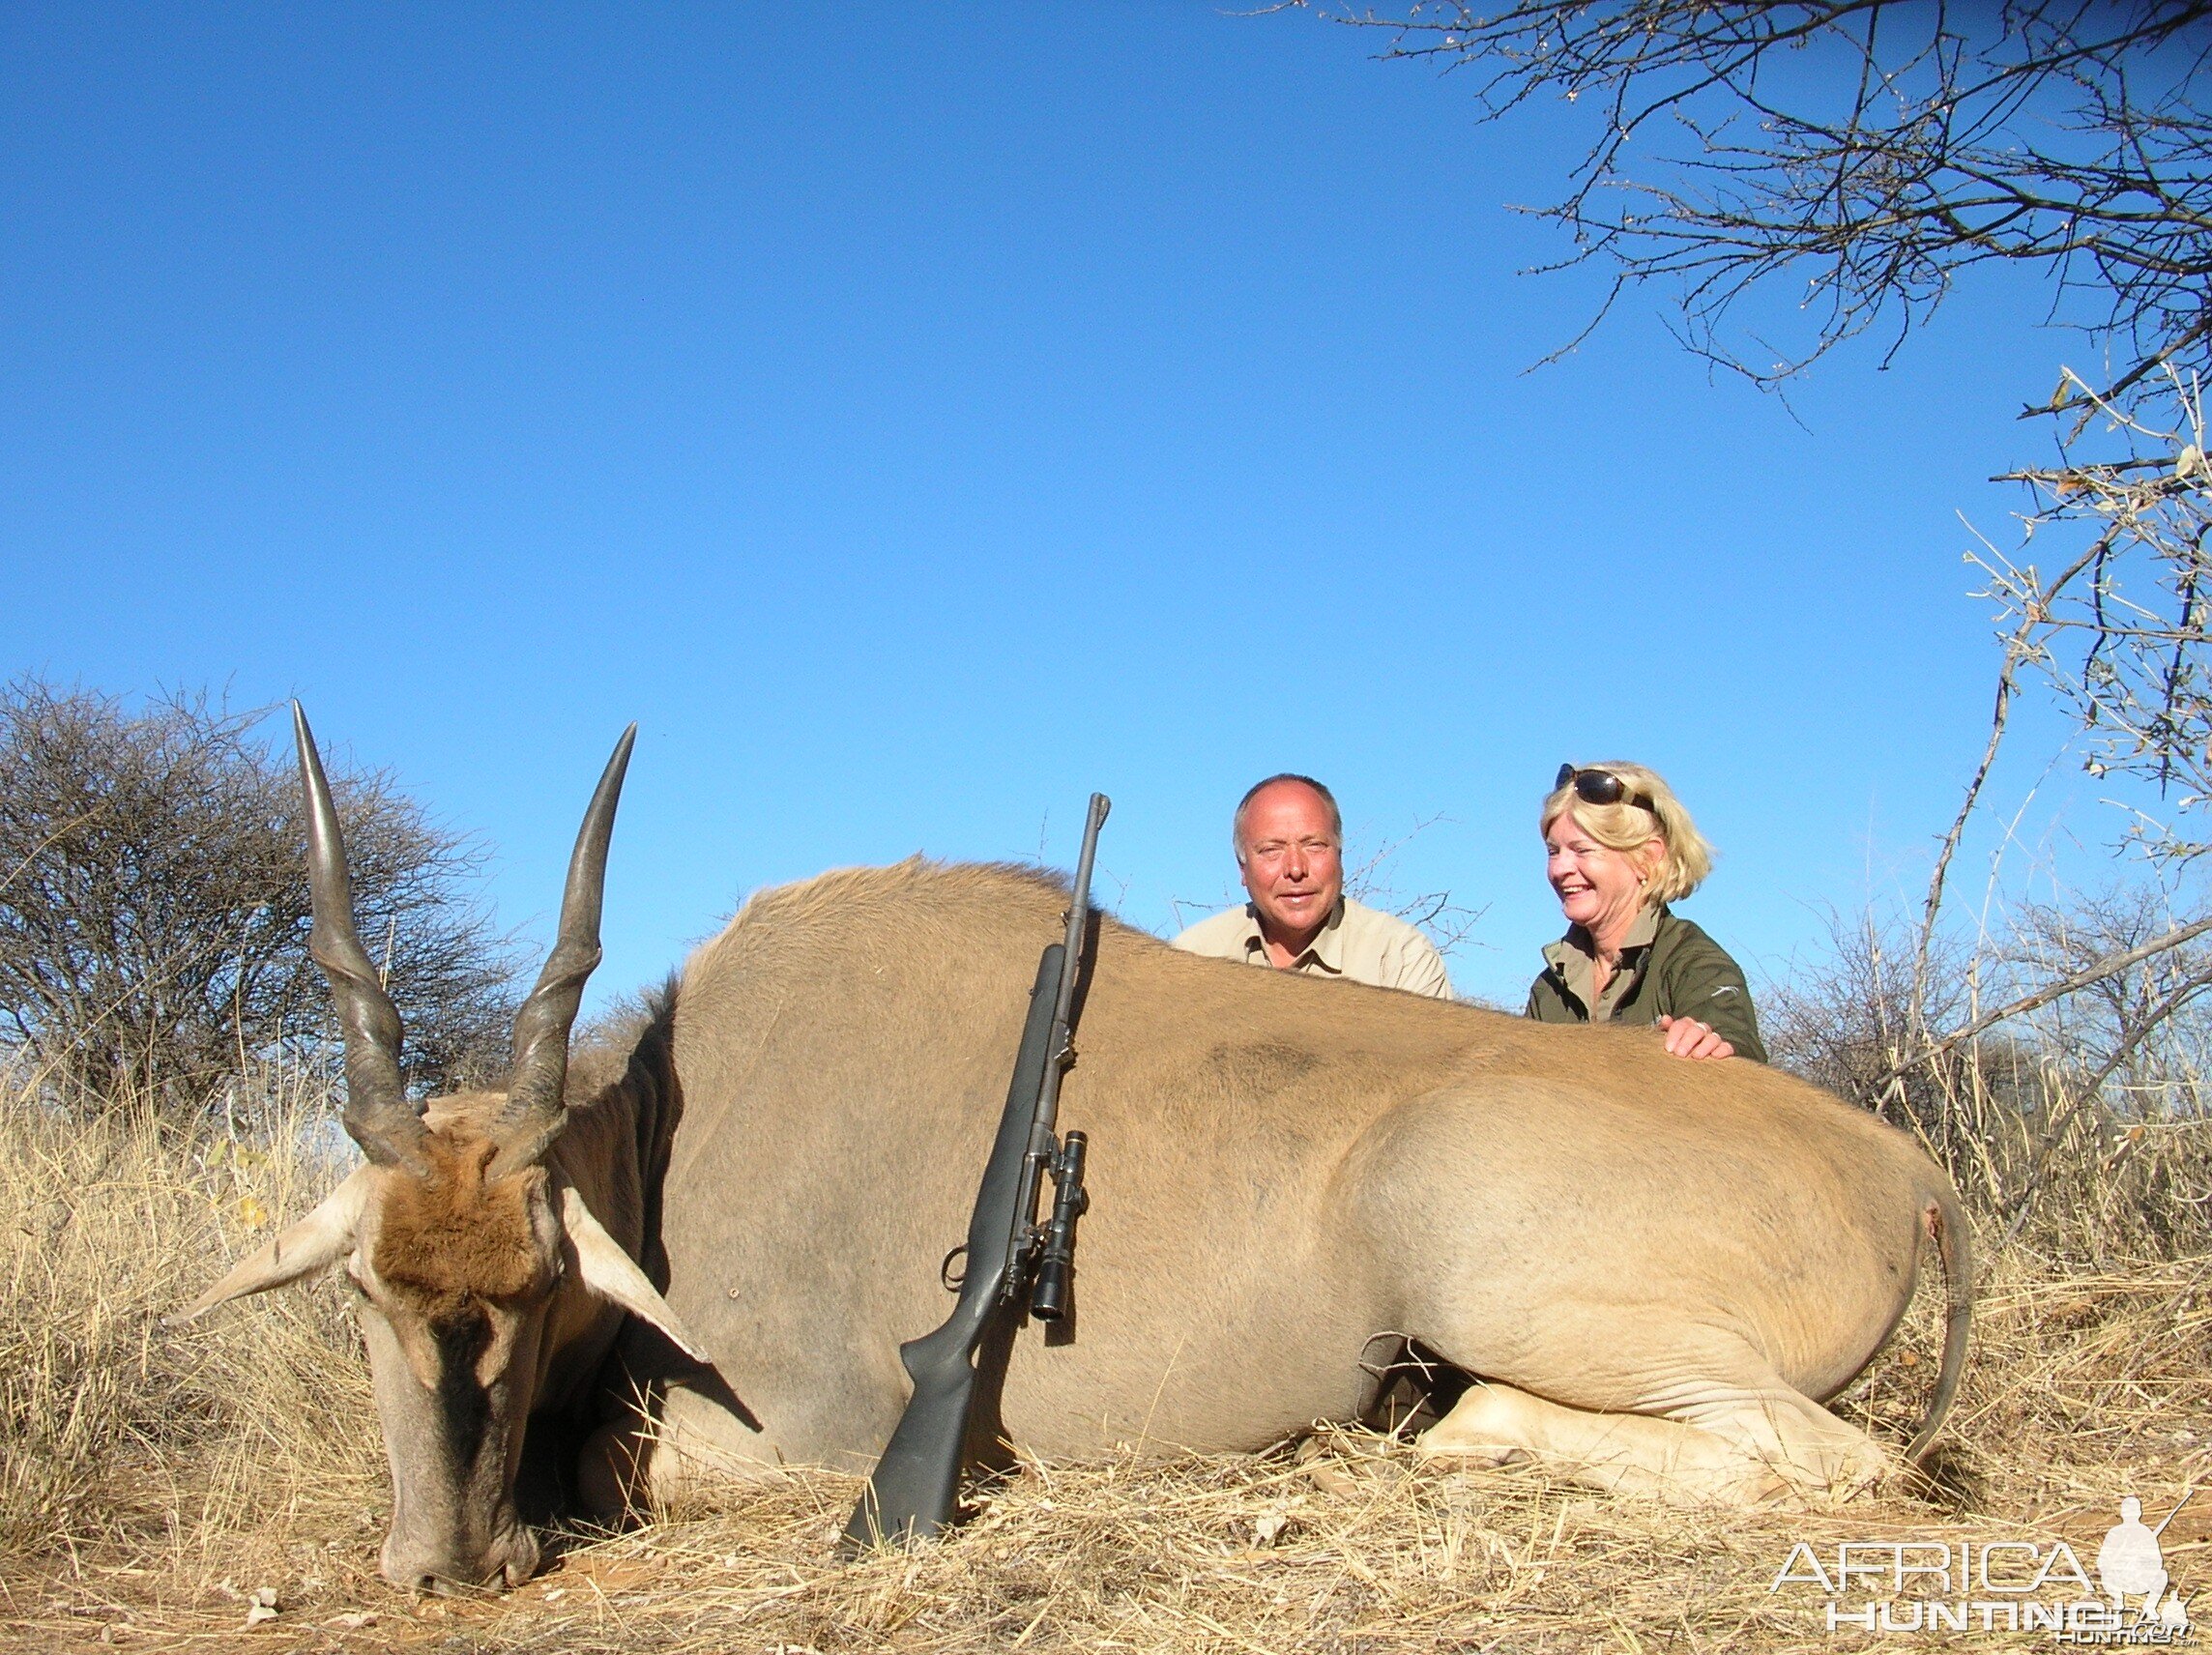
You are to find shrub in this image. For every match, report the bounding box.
[0,678,519,1113]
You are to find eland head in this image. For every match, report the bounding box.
[176,706,700,1592]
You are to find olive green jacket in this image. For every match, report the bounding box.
[1525,906,1766,1062]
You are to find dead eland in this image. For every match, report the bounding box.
[180,714,1970,1591]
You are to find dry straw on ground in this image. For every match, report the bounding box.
[2,1071,2207,1654]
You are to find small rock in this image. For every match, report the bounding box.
[327,1611,375,1630]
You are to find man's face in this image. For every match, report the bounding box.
[1237,782,1344,945]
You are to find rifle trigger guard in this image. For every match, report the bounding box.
[940,1244,968,1292]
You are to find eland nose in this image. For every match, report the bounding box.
[382,1525,540,1594]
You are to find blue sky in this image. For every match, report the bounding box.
[2,3,2120,1010]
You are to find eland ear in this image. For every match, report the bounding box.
[170,1169,373,1322]
[559,1184,709,1362]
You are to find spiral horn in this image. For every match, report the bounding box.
[293,704,430,1176]
[487,725,636,1178]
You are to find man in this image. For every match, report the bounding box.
[1172,773,1454,999]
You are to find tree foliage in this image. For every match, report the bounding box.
[0,679,519,1108]
[1318,2,2212,394]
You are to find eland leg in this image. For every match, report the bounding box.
[1418,1381,1790,1504]
[1419,1372,1891,1507]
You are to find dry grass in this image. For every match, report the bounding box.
[3,1073,2208,1654]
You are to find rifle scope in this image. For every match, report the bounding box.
[1029,1131,1089,1321]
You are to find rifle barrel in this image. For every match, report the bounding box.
[1049,796,1110,1046]
[1033,792,1109,1139]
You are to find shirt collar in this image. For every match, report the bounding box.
[1242,896,1350,974]
[1542,903,1664,978]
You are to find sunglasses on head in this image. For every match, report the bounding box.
[1555,764,1656,814]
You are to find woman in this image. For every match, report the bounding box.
[1527,762,1765,1061]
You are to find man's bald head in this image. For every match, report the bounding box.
[1233,773,1341,861]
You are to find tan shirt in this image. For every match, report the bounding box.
[1539,906,1661,1023]
[1172,897,1455,999]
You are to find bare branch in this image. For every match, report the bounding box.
[1895,908,2212,1080]
[1308,1,2212,394]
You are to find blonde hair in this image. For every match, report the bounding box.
[1539,761,1714,908]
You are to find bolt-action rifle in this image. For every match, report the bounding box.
[841,793,1110,1553]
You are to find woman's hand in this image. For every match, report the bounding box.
[1656,1014,1734,1060]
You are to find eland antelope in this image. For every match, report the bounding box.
[177,709,702,1591]
[184,724,1971,1591]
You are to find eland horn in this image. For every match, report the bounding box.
[293,704,430,1176]
[488,725,637,1178]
